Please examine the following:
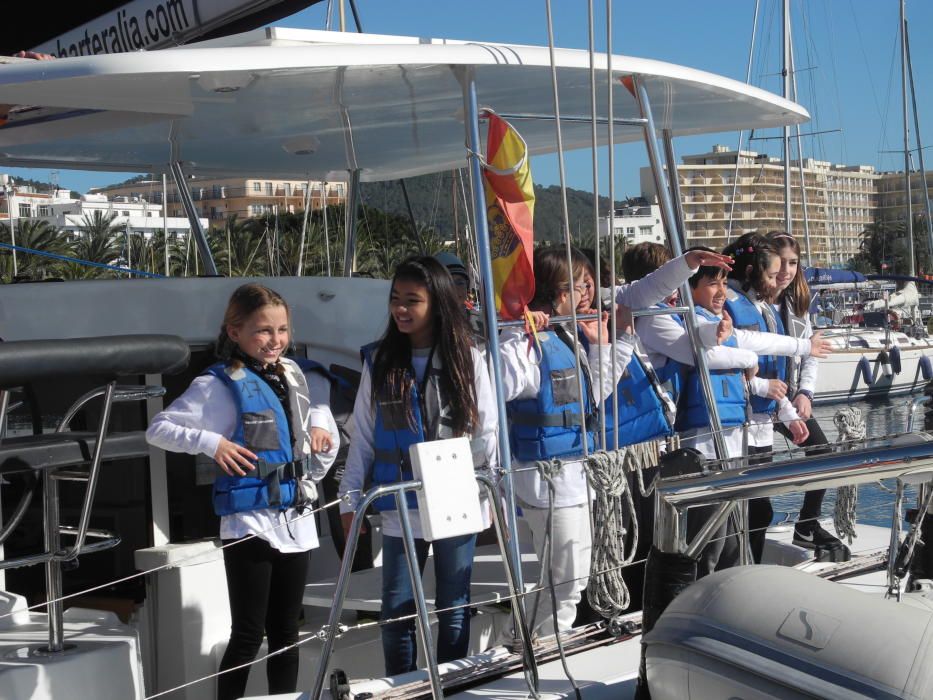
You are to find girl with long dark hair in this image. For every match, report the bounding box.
[338,256,498,675]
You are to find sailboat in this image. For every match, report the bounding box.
[0,10,932,700]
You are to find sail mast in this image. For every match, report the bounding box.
[901,0,915,275]
[782,0,793,235]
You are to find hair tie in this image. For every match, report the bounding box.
[734,245,754,254]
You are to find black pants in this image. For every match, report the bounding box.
[775,417,832,522]
[746,446,774,564]
[218,537,310,700]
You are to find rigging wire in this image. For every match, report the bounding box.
[727,0,761,235]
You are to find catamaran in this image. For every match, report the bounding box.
[1,13,933,700]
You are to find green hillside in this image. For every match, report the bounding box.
[360,173,621,243]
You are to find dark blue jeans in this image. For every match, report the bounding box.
[380,533,476,676]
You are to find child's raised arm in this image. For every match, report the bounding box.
[615,249,732,309]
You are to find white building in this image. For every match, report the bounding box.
[599,202,665,246]
[49,193,205,239]
[0,184,205,239]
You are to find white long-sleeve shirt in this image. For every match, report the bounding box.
[499,325,633,508]
[338,346,498,540]
[639,306,812,459]
[612,253,695,309]
[146,368,339,552]
[777,301,819,395]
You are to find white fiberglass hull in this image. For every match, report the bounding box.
[812,329,933,405]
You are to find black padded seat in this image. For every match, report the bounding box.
[0,431,149,475]
[0,334,190,389]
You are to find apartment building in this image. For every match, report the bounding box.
[639,145,880,268]
[877,170,933,225]
[97,176,347,228]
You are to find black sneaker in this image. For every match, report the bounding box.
[793,522,844,550]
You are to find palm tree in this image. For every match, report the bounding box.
[0,219,72,281]
[67,211,123,279]
[854,216,930,276]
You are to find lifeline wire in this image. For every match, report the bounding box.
[0,494,355,624]
[143,489,903,700]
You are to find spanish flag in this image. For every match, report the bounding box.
[482,111,535,320]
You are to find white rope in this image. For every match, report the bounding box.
[833,406,867,544]
[583,444,661,618]
[584,450,634,616]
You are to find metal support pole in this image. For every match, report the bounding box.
[661,130,687,251]
[396,493,444,699]
[42,466,64,652]
[477,475,539,695]
[643,93,728,464]
[460,67,525,593]
[60,382,116,558]
[169,162,218,276]
[162,173,170,277]
[311,477,538,700]
[636,79,729,558]
[494,113,646,127]
[311,483,418,700]
[1,176,19,278]
[683,501,736,559]
[342,169,361,277]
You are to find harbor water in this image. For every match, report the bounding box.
[771,395,928,528]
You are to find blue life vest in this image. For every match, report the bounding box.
[507,328,595,461]
[676,306,748,431]
[652,302,685,406]
[207,360,311,516]
[724,289,786,415]
[361,342,432,512]
[602,351,674,449]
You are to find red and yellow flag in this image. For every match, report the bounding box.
[482,112,535,320]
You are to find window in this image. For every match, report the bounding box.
[18,203,30,217]
[212,185,222,198]
[122,211,130,217]
[210,207,218,219]
[252,181,261,192]
[37,205,51,217]
[264,182,273,195]
[627,227,635,234]
[284,183,291,196]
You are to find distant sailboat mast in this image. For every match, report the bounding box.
[900,0,916,276]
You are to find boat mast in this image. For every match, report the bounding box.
[782,0,792,234]
[904,19,933,267]
[901,0,915,276]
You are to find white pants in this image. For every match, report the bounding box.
[521,503,592,637]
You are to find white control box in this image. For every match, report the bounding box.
[409,436,484,542]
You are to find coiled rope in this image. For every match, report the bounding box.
[583,442,663,618]
[833,406,867,544]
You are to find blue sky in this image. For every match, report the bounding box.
[9,0,932,201]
